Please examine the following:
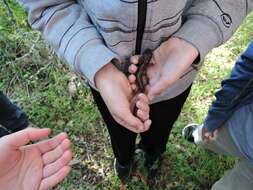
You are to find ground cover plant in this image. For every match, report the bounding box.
[1,1,253,189]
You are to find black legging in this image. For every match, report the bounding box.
[0,91,28,137]
[90,86,191,165]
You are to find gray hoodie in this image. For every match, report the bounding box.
[19,0,253,103]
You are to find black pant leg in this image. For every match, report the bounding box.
[139,85,192,156]
[90,87,137,165]
[0,127,10,137]
[0,91,28,135]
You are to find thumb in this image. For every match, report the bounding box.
[5,128,51,148]
[114,110,145,133]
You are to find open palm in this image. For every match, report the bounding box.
[0,128,72,190]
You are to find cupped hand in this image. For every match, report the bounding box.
[128,37,199,100]
[95,63,151,133]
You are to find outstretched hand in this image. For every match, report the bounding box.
[0,128,72,190]
[95,63,151,133]
[128,37,199,100]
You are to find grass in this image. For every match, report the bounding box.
[1,1,253,189]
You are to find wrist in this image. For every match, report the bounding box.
[169,37,199,55]
[94,62,118,89]
[163,38,199,67]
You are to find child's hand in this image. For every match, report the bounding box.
[95,63,151,133]
[0,128,72,190]
[202,127,214,141]
[128,37,199,100]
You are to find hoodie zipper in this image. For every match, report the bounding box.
[135,0,148,54]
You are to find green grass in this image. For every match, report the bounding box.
[1,1,253,189]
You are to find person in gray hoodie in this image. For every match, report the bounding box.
[18,0,253,182]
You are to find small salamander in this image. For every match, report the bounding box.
[132,49,153,115]
[135,49,153,93]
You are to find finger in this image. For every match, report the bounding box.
[136,100,149,113]
[137,93,149,104]
[5,128,51,148]
[43,150,72,178]
[128,64,138,74]
[136,109,149,121]
[144,119,152,131]
[37,132,68,154]
[130,55,140,65]
[131,84,138,92]
[114,111,145,133]
[128,74,136,84]
[39,166,71,190]
[42,139,71,165]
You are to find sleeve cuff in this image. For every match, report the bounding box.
[74,40,121,87]
[172,16,223,64]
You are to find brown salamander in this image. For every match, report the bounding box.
[131,49,153,116]
[135,49,153,93]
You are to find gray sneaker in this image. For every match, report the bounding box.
[182,123,200,143]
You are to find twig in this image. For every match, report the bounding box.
[30,62,51,78]
[26,83,30,98]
